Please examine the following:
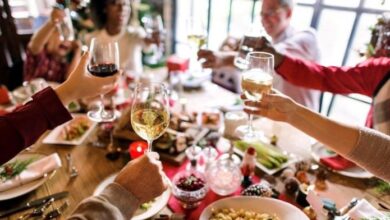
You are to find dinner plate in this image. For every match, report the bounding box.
[94,173,171,220]
[42,114,97,145]
[200,196,309,220]
[234,141,298,175]
[311,142,374,179]
[0,153,56,201]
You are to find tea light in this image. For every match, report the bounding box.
[129,141,148,159]
[223,111,248,138]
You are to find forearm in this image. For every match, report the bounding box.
[288,104,359,156]
[28,21,56,54]
[68,183,140,220]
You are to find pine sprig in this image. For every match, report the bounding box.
[0,158,36,182]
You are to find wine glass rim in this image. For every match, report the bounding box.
[246,51,274,59]
[134,82,168,91]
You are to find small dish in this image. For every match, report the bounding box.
[42,114,97,145]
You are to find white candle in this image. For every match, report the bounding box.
[224,111,248,138]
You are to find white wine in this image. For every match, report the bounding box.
[187,34,207,49]
[131,108,169,141]
[241,69,273,101]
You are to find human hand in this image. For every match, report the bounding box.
[242,90,299,123]
[197,49,235,69]
[50,8,65,25]
[114,152,167,203]
[55,50,120,105]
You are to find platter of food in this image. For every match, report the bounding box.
[94,173,171,220]
[43,114,97,145]
[234,140,298,175]
[199,196,309,220]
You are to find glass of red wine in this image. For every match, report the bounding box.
[87,38,119,122]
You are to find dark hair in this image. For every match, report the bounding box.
[89,0,108,29]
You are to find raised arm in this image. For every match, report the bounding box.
[244,92,390,182]
[28,8,65,54]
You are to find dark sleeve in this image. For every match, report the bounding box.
[276,56,390,97]
[68,183,140,220]
[0,87,71,164]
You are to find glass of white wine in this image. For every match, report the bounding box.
[235,52,274,141]
[131,83,170,152]
[187,17,208,74]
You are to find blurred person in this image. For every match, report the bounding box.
[88,0,160,75]
[1,51,119,164]
[24,8,82,83]
[199,0,321,110]
[204,38,390,135]
[243,91,390,182]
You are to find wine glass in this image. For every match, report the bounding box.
[130,83,170,152]
[87,38,119,122]
[187,17,208,75]
[235,52,274,141]
[143,14,165,64]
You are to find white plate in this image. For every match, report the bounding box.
[311,142,373,179]
[43,114,97,145]
[234,141,298,175]
[0,153,56,201]
[200,196,309,220]
[93,173,171,220]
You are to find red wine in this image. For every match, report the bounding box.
[88,63,118,77]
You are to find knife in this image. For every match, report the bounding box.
[0,191,69,218]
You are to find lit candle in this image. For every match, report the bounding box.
[128,141,148,159]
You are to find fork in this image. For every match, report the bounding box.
[18,198,54,220]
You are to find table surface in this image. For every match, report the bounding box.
[0,82,389,220]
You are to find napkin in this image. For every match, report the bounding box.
[320,155,356,170]
[346,199,386,219]
[0,153,62,192]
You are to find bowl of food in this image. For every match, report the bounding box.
[171,170,208,209]
[200,196,309,220]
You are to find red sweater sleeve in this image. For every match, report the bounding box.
[276,56,390,97]
[0,87,72,164]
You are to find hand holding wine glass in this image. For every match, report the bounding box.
[235,52,274,141]
[131,83,170,152]
[87,38,120,122]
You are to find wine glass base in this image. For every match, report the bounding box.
[235,125,267,142]
[87,110,116,123]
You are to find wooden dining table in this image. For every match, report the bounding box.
[0,81,389,220]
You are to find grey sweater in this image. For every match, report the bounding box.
[348,127,390,182]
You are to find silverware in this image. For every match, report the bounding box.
[66,153,78,178]
[43,201,69,220]
[0,191,68,218]
[18,198,54,220]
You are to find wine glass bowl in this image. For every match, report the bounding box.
[130,83,170,152]
[87,38,119,122]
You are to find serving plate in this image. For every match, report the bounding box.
[43,114,97,145]
[200,196,308,220]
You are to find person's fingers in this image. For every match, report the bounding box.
[243,107,267,117]
[244,100,268,108]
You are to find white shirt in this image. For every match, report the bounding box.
[87,26,146,74]
[273,25,322,111]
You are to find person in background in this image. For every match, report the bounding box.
[24,8,82,83]
[243,91,390,182]
[88,0,159,75]
[199,0,321,111]
[2,51,167,219]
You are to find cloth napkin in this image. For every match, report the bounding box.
[346,199,386,219]
[0,153,62,192]
[320,155,356,170]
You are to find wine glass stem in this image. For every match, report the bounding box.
[248,114,254,135]
[99,94,105,118]
[147,140,153,152]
